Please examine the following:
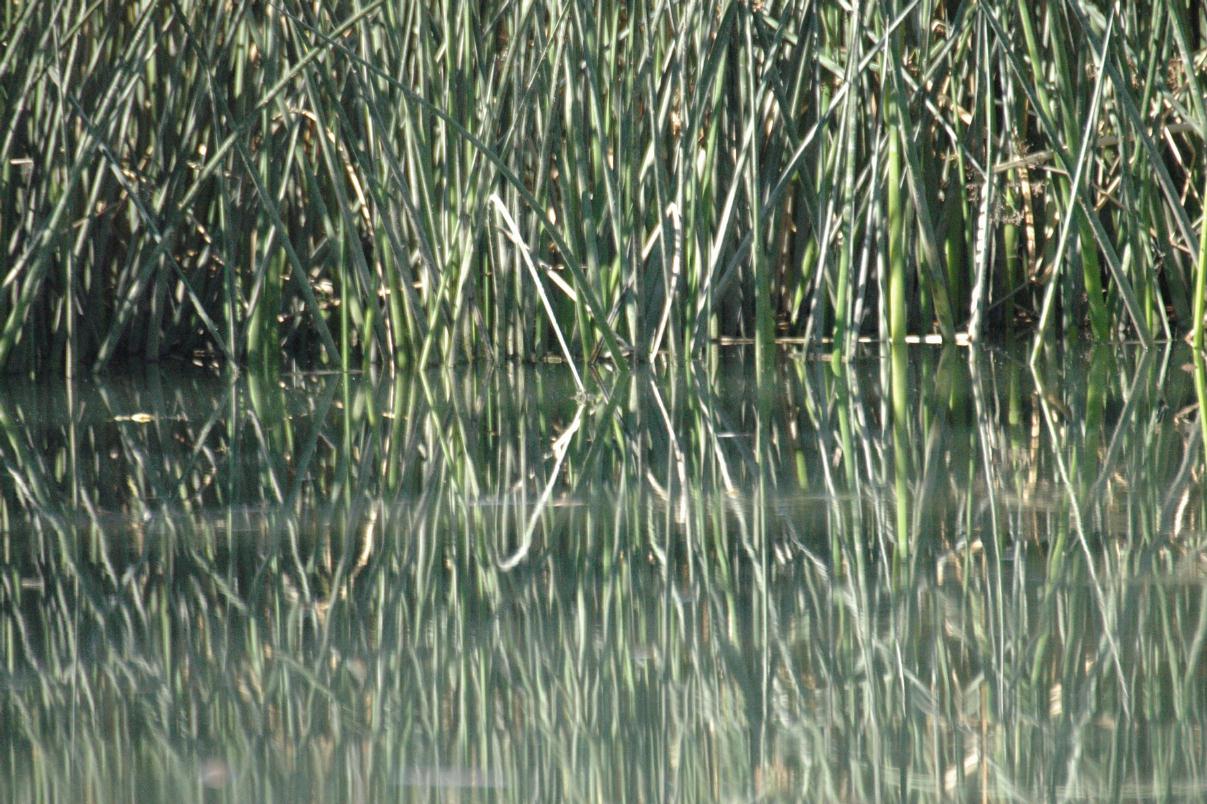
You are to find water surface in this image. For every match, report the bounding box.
[2,345,1205,801]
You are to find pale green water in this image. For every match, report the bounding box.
[1,345,1205,801]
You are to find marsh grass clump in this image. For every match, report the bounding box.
[2,1,1206,373]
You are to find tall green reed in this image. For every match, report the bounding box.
[1,1,1205,373]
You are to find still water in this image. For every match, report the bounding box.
[2,345,1205,801]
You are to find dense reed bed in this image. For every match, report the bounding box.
[1,346,1205,799]
[2,1,1207,373]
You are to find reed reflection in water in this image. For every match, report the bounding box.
[1,345,1205,801]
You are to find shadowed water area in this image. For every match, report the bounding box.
[2,345,1206,801]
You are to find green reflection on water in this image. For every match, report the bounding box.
[1,346,1205,801]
